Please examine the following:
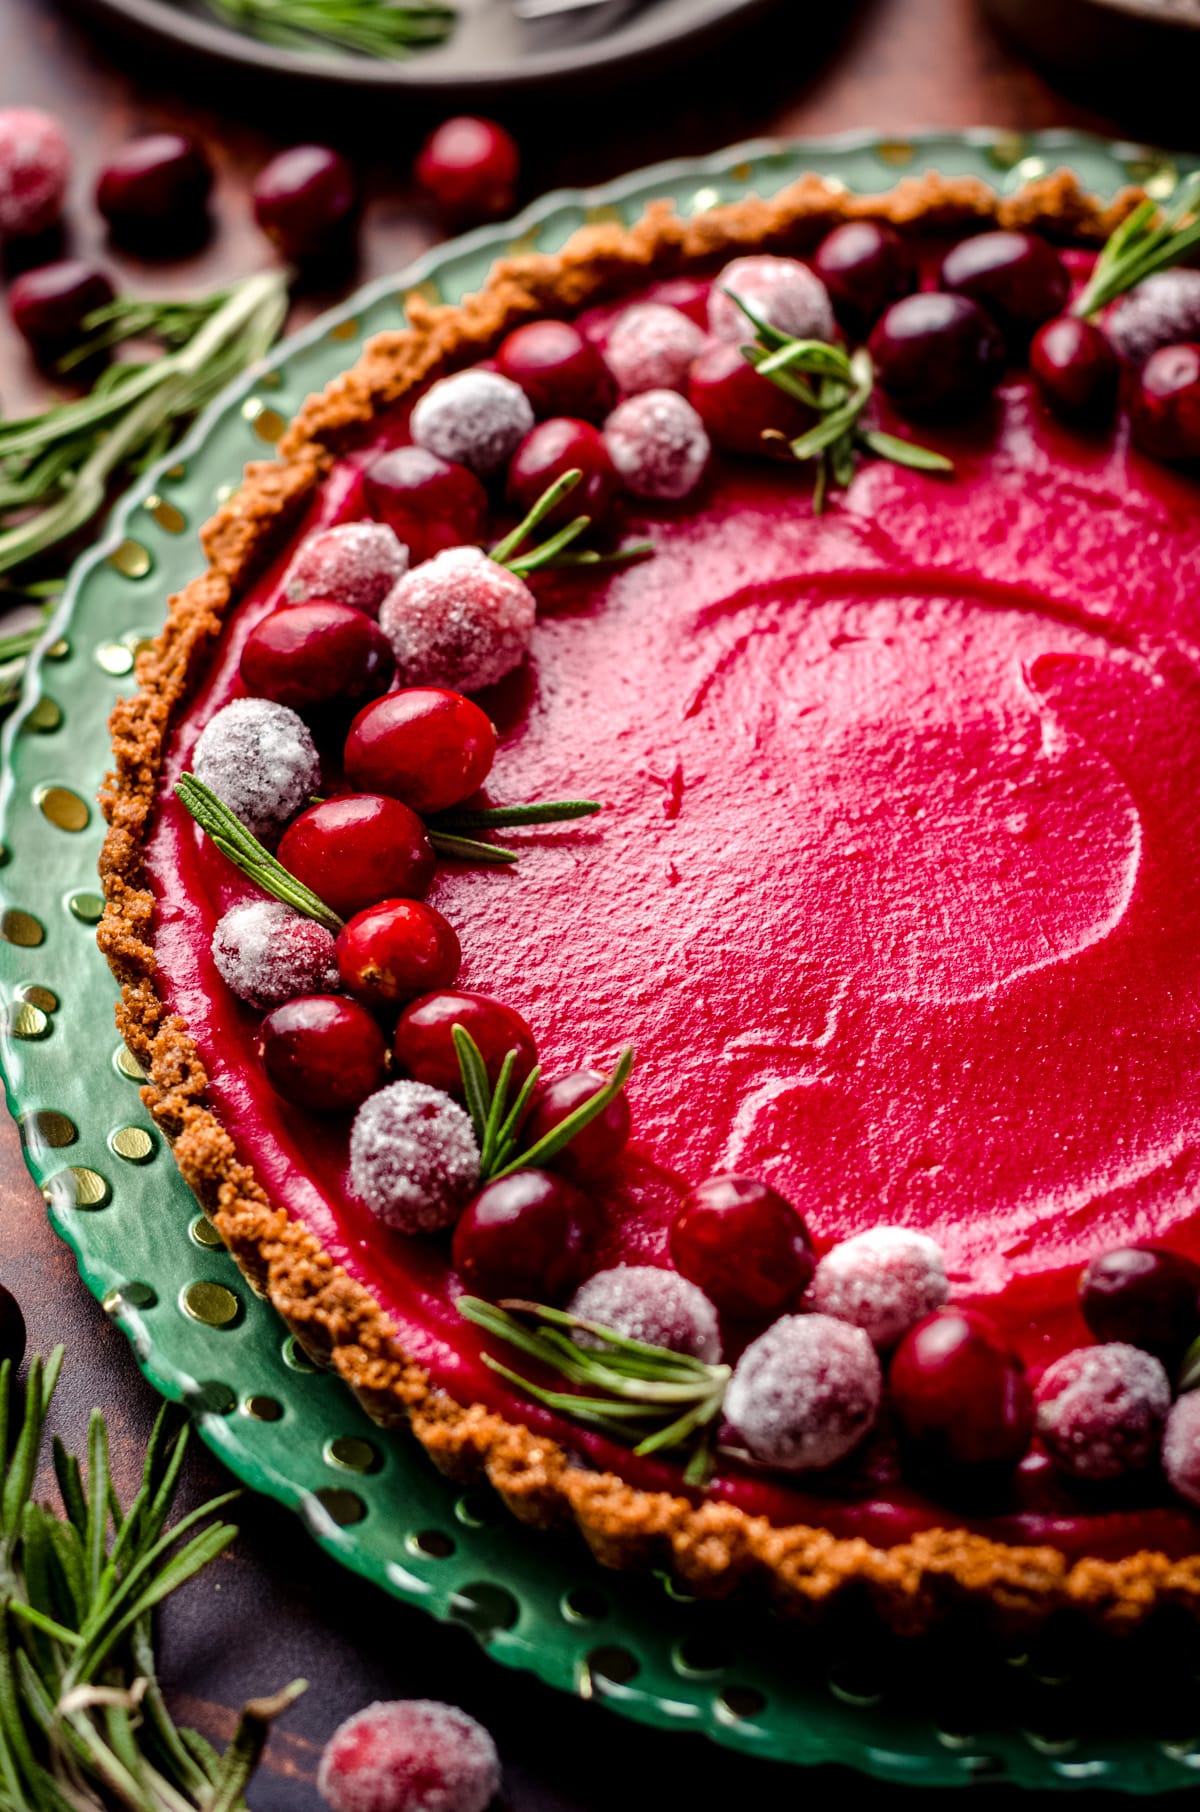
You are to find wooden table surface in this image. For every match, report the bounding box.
[0,1,1166,1804]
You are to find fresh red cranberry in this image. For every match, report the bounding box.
[344,688,495,815]
[239,602,393,715]
[496,320,616,422]
[414,116,519,225]
[669,1174,814,1321]
[258,994,388,1113]
[1029,315,1119,421]
[363,446,489,566]
[521,1070,632,1183]
[1079,1245,1200,1364]
[506,418,618,527]
[95,134,212,238]
[9,260,114,349]
[278,796,435,920]
[813,220,916,335]
[889,1307,1033,1474]
[868,292,1006,415]
[253,145,357,259]
[686,339,812,457]
[336,898,461,1010]
[939,231,1070,341]
[394,989,537,1095]
[0,1282,26,1369]
[452,1169,599,1302]
[1130,342,1200,462]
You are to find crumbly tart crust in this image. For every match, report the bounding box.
[98,168,1200,1633]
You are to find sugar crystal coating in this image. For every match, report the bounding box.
[1163,1390,1200,1509]
[379,545,535,692]
[317,1698,500,1812]
[0,108,70,237]
[725,1313,882,1471]
[603,303,707,396]
[568,1265,721,1363]
[1034,1342,1171,1481]
[284,520,409,618]
[410,369,534,478]
[349,1082,480,1233]
[808,1226,949,1347]
[1107,270,1200,365]
[192,697,321,841]
[211,901,338,1009]
[707,255,836,344]
[603,390,710,501]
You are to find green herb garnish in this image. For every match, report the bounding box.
[1073,172,1200,320]
[174,773,345,932]
[489,469,653,576]
[207,0,456,57]
[453,1025,632,1182]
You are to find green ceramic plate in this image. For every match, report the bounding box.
[3,130,1200,1793]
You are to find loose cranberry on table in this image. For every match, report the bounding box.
[414,115,519,225]
[495,319,615,422]
[253,144,357,259]
[394,989,538,1095]
[318,1699,500,1812]
[95,134,212,238]
[9,260,114,350]
[278,795,435,920]
[889,1307,1033,1475]
[284,521,408,618]
[1079,1244,1200,1364]
[363,446,488,568]
[506,418,618,527]
[0,108,70,239]
[669,1173,814,1321]
[1029,315,1119,422]
[869,292,1006,416]
[239,603,394,715]
[687,339,812,458]
[344,688,495,815]
[258,994,388,1113]
[939,231,1070,341]
[1129,342,1200,462]
[521,1069,632,1183]
[813,219,916,335]
[337,899,462,1011]
[0,1281,27,1369]
[452,1169,599,1303]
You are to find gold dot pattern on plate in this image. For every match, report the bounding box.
[583,203,622,227]
[114,1043,146,1081]
[182,1280,240,1326]
[314,1487,366,1527]
[241,398,286,443]
[193,1380,237,1416]
[68,891,105,925]
[986,133,1027,172]
[876,139,916,168]
[2,909,44,948]
[8,1002,48,1040]
[36,786,89,832]
[17,984,57,1012]
[22,698,62,733]
[505,228,542,256]
[244,1395,283,1421]
[400,278,442,314]
[143,494,186,534]
[106,539,153,580]
[104,1281,156,1313]
[21,1109,77,1148]
[730,161,753,183]
[325,1436,378,1474]
[45,638,69,661]
[109,1125,154,1163]
[1124,155,1178,198]
[96,642,135,676]
[44,1166,109,1209]
[164,463,186,481]
[283,1334,319,1372]
[189,1213,225,1250]
[328,317,360,342]
[1011,155,1049,185]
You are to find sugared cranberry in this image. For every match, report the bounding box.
[211,901,338,1009]
[669,1174,814,1321]
[344,688,495,815]
[380,546,535,693]
[0,1283,26,1369]
[568,1265,721,1362]
[411,369,534,479]
[284,521,408,618]
[350,1082,480,1233]
[725,1314,882,1472]
[939,231,1070,340]
[603,390,710,501]
[707,255,835,345]
[0,109,70,239]
[452,1169,598,1302]
[363,447,488,568]
[1079,1244,1200,1364]
[813,220,916,335]
[506,418,618,527]
[9,261,114,350]
[253,145,357,258]
[890,1307,1033,1474]
[258,994,388,1113]
[602,303,706,396]
[1029,315,1119,421]
[415,116,519,225]
[808,1227,949,1348]
[394,990,537,1095]
[1130,342,1200,462]
[1163,1391,1200,1509]
[337,899,461,1011]
[1106,269,1200,365]
[520,1070,631,1184]
[239,603,394,715]
[869,293,1005,416]
[318,1699,500,1812]
[278,796,435,920]
[95,134,212,238]
[192,697,320,842]
[1034,1343,1170,1482]
[686,339,811,457]
[495,320,615,422]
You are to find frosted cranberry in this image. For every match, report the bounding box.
[0,109,70,239]
[603,303,705,396]
[380,546,535,693]
[669,1174,814,1321]
[344,688,495,814]
[337,899,461,1010]
[521,1069,631,1183]
[1163,1392,1200,1509]
[1106,269,1200,365]
[253,145,357,258]
[96,134,212,236]
[278,796,435,920]
[211,901,338,1009]
[0,1283,26,1369]
[453,1169,599,1302]
[258,994,388,1113]
[1079,1244,1200,1363]
[569,1266,721,1363]
[506,418,618,526]
[411,369,534,479]
[9,261,114,349]
[1130,342,1200,462]
[415,115,519,224]
[284,521,408,617]
[939,231,1070,340]
[1030,315,1119,421]
[496,320,615,421]
[869,293,1005,416]
[192,697,320,842]
[363,446,488,567]
[318,1699,500,1812]
[239,602,394,715]
[1034,1343,1170,1482]
[725,1314,882,1471]
[890,1307,1033,1474]
[813,219,916,334]
[808,1227,949,1348]
[350,1083,480,1234]
[394,989,537,1095]
[708,255,835,344]
[604,389,710,501]
[687,339,811,457]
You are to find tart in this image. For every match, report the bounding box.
[99,164,1200,1633]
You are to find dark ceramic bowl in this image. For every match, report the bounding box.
[984,0,1200,128]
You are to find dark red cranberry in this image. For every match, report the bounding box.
[96,134,212,237]
[890,1307,1033,1474]
[869,292,1006,416]
[939,231,1070,342]
[813,220,916,334]
[495,320,616,422]
[1029,315,1119,421]
[414,116,519,225]
[253,145,357,259]
[1130,342,1200,462]
[344,688,495,815]
[9,260,114,349]
[506,418,618,527]
[669,1174,814,1321]
[452,1169,599,1302]
[394,989,537,1095]
[278,796,435,920]
[0,1283,26,1370]
[1080,1245,1200,1364]
[520,1070,632,1183]
[363,446,489,566]
[258,994,388,1112]
[686,339,812,457]
[336,898,461,1011]
[239,602,393,715]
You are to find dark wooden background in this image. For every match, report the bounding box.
[0,0,1166,1803]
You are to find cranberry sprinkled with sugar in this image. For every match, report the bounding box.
[379,546,535,693]
[96,134,212,237]
[890,1307,1033,1474]
[1034,1343,1171,1483]
[603,303,706,396]
[1106,268,1200,365]
[687,338,811,457]
[394,990,537,1095]
[0,108,70,238]
[349,1082,480,1234]
[344,688,495,815]
[808,1227,949,1348]
[725,1314,881,1472]
[670,1174,813,1321]
[279,796,434,921]
[496,319,615,422]
[1130,342,1200,462]
[211,901,338,1010]
[0,1285,26,1371]
[284,521,408,618]
[252,145,357,259]
[1079,1244,1200,1364]
[258,995,388,1113]
[453,1169,599,1302]
[813,219,915,335]
[240,603,394,715]
[1030,315,1119,422]
[707,254,836,344]
[410,369,535,479]
[337,899,462,1011]
[520,1069,631,1184]
[318,1699,501,1812]
[939,230,1070,341]
[9,261,114,350]
[191,698,320,842]
[364,447,488,568]
[869,292,1006,416]
[414,115,519,225]
[568,1266,721,1363]
[1163,1392,1200,1509]
[604,389,710,501]
[507,418,618,527]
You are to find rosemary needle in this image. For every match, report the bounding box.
[207,0,456,58]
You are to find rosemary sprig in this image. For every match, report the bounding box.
[453,1025,633,1181]
[56,294,238,374]
[174,773,345,932]
[207,0,456,56]
[1073,172,1200,319]
[430,800,601,831]
[489,469,654,576]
